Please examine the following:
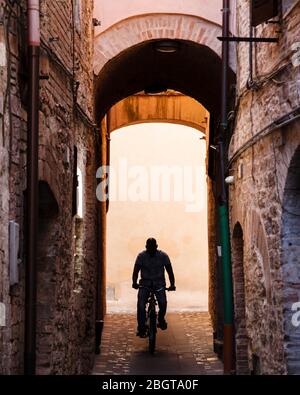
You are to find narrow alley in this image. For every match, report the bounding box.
[93,313,222,375]
[0,0,300,378]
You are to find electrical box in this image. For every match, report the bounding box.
[0,42,6,67]
[291,42,300,68]
[238,162,244,179]
[0,302,5,327]
[9,221,20,286]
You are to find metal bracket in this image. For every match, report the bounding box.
[217,36,279,43]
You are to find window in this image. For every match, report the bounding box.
[251,0,279,26]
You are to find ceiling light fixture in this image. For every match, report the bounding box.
[154,40,180,53]
[144,84,168,95]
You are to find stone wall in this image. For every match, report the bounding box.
[0,0,98,374]
[229,0,300,374]
[0,0,27,374]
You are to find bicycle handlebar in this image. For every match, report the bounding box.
[138,285,175,292]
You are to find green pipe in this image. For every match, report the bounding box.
[219,204,233,325]
[219,1,234,374]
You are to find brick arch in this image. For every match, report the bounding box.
[232,222,250,375]
[244,209,272,303]
[107,93,209,135]
[111,119,206,134]
[38,135,70,209]
[94,13,236,75]
[230,203,272,304]
[39,159,61,210]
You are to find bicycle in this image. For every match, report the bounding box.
[139,285,174,354]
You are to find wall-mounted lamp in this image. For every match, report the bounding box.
[225,176,235,185]
[93,18,101,27]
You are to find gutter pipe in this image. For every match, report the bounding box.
[218,0,234,375]
[24,0,40,375]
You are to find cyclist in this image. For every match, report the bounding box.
[132,238,176,338]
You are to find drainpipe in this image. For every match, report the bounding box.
[218,0,234,374]
[106,111,111,213]
[24,0,40,375]
[95,118,108,354]
[95,203,104,354]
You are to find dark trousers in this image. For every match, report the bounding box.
[137,287,167,331]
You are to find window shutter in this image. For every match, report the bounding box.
[251,0,279,27]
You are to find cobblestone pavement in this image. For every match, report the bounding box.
[92,312,223,375]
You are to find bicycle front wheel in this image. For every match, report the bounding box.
[148,310,157,354]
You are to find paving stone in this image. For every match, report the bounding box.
[93,312,223,375]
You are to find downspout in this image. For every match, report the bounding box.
[218,0,234,375]
[248,3,254,88]
[95,129,104,354]
[106,111,111,213]
[24,0,40,375]
[95,203,103,354]
[95,117,108,354]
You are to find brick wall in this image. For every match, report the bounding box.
[0,0,98,374]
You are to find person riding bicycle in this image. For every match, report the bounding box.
[132,238,176,338]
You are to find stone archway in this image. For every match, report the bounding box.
[281,144,300,375]
[107,92,209,135]
[94,14,236,122]
[94,13,236,76]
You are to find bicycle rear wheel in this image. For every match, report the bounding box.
[148,310,157,354]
